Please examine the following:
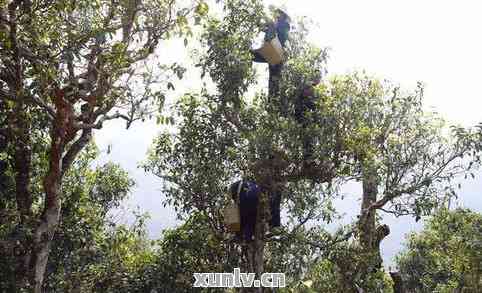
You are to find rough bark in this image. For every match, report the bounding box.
[359,160,378,250]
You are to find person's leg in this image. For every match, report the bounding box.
[268,63,283,105]
[239,190,249,241]
[242,184,259,241]
[269,190,281,228]
[269,63,282,77]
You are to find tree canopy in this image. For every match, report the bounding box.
[396,208,482,292]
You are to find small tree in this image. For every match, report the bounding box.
[300,73,478,291]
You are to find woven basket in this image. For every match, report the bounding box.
[224,202,241,232]
[256,36,284,65]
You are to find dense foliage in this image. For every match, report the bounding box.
[396,208,482,292]
[1,0,481,292]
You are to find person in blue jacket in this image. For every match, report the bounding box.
[251,8,291,64]
[230,180,281,241]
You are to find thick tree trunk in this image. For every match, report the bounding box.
[359,160,378,251]
[268,64,284,114]
[9,129,81,293]
[10,90,93,292]
[30,130,64,292]
[357,160,390,291]
[242,189,269,293]
[30,192,61,292]
[22,91,83,292]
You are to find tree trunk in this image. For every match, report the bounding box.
[268,64,283,114]
[21,92,80,292]
[357,159,390,291]
[242,189,269,293]
[30,191,61,293]
[359,160,378,251]
[30,128,65,292]
[8,99,35,290]
[8,138,63,293]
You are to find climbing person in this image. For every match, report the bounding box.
[251,6,291,64]
[294,72,322,163]
[250,6,291,110]
[229,179,283,241]
[230,180,259,242]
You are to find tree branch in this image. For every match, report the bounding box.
[61,129,92,177]
[73,112,132,130]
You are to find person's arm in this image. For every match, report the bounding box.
[276,21,290,46]
[259,15,274,32]
[263,21,276,41]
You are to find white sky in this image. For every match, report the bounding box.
[95,0,482,268]
[274,0,482,126]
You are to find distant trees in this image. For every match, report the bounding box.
[324,74,477,291]
[396,208,482,293]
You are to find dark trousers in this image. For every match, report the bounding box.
[269,190,281,228]
[238,183,259,241]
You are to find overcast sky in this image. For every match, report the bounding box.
[94,0,482,268]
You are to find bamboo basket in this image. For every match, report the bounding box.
[256,36,284,65]
[224,202,241,232]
